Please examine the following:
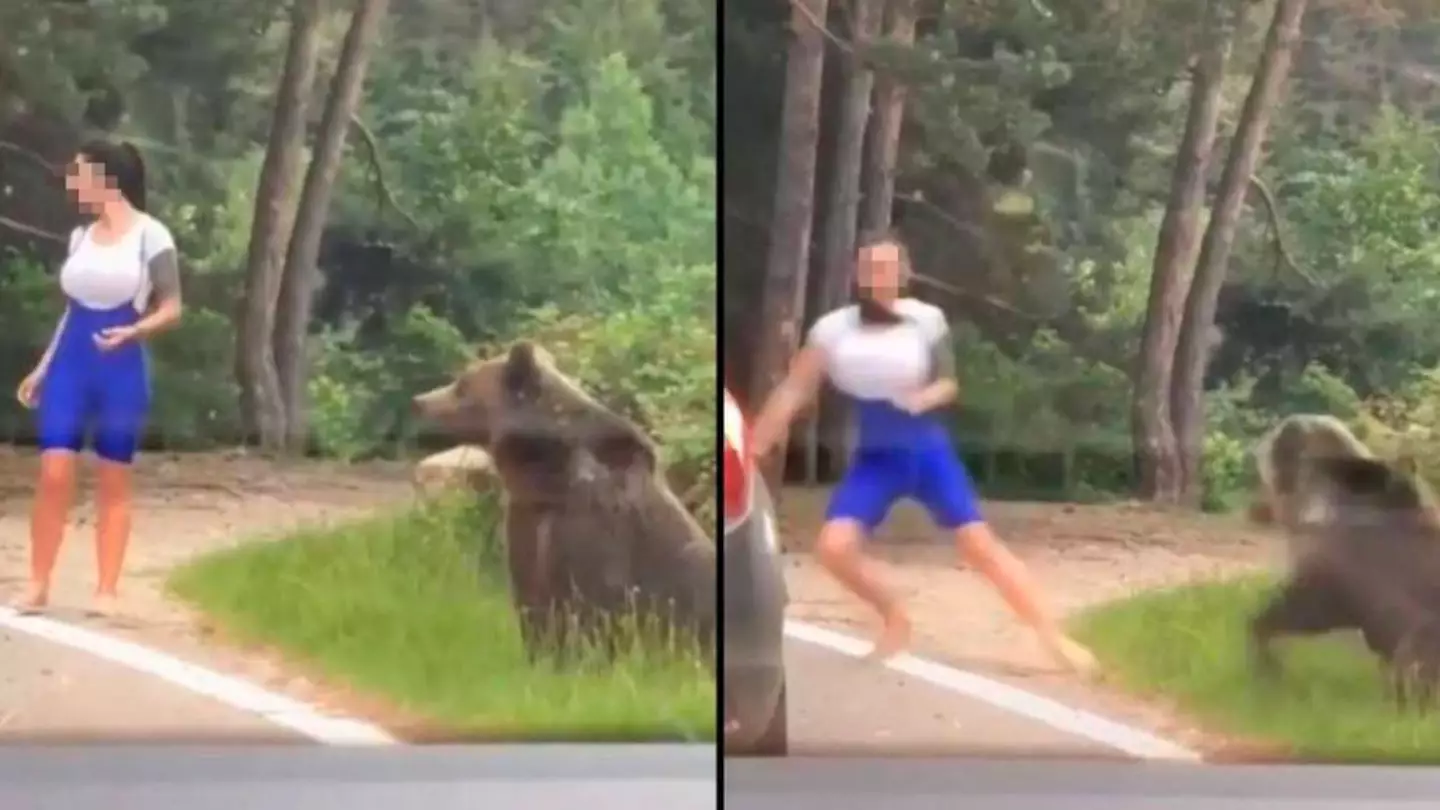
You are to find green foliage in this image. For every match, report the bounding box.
[948,325,1132,499]
[308,305,471,460]
[926,97,1440,506]
[316,39,717,487]
[513,53,715,306]
[367,43,549,264]
[1193,110,1440,508]
[1199,431,1249,514]
[1277,108,1440,348]
[1352,366,1440,498]
[148,306,244,448]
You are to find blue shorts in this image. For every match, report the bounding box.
[36,300,150,464]
[825,441,984,532]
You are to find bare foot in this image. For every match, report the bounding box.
[88,593,120,619]
[1042,634,1098,676]
[865,608,912,662]
[10,584,49,616]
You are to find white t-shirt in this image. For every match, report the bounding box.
[806,298,949,402]
[61,214,177,311]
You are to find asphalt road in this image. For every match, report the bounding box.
[783,634,1132,758]
[0,625,307,743]
[0,604,1139,755]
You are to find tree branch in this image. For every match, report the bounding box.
[347,113,422,231]
[0,140,60,176]
[1247,172,1319,287]
[0,215,64,243]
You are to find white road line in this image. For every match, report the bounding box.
[784,619,1201,762]
[0,607,398,746]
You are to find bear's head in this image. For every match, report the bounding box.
[1250,414,1377,530]
[411,341,658,490]
[1308,456,1430,526]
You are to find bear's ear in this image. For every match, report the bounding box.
[502,341,544,397]
[591,414,658,475]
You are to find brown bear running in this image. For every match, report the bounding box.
[411,341,715,667]
[1249,453,1440,707]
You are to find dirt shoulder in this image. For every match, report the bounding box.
[0,448,424,730]
[778,486,1286,756]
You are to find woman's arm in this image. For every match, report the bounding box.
[134,228,184,338]
[749,346,828,457]
[902,307,959,413]
[33,307,71,375]
[909,339,959,411]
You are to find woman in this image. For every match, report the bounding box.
[13,138,184,617]
[749,234,1095,672]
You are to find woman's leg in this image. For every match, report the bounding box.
[952,521,1094,672]
[22,364,86,612]
[90,353,148,616]
[92,459,134,611]
[820,455,909,659]
[815,518,911,658]
[919,448,1096,673]
[21,451,79,611]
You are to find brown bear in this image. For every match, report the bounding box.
[1249,453,1440,707]
[411,341,715,667]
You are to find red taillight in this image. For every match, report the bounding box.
[723,390,753,525]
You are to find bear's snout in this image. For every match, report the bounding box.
[411,385,457,422]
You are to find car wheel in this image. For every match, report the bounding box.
[746,679,788,757]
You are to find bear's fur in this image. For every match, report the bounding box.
[1249,454,1440,706]
[412,341,715,666]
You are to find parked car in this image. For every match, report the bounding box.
[721,387,789,756]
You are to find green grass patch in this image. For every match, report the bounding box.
[167,494,715,742]
[1073,576,1440,763]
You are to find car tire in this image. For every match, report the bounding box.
[746,679,788,757]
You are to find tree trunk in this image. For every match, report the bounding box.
[809,0,881,485]
[274,0,391,454]
[1171,0,1310,504]
[235,0,328,451]
[1130,0,1235,504]
[859,0,916,234]
[751,0,830,497]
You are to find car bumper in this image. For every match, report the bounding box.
[722,485,788,747]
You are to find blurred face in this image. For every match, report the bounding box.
[856,241,905,305]
[65,154,119,211]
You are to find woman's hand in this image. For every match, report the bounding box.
[16,368,43,409]
[896,380,958,415]
[749,347,827,459]
[896,389,933,415]
[93,325,141,352]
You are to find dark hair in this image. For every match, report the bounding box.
[77,138,148,212]
[852,230,911,324]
